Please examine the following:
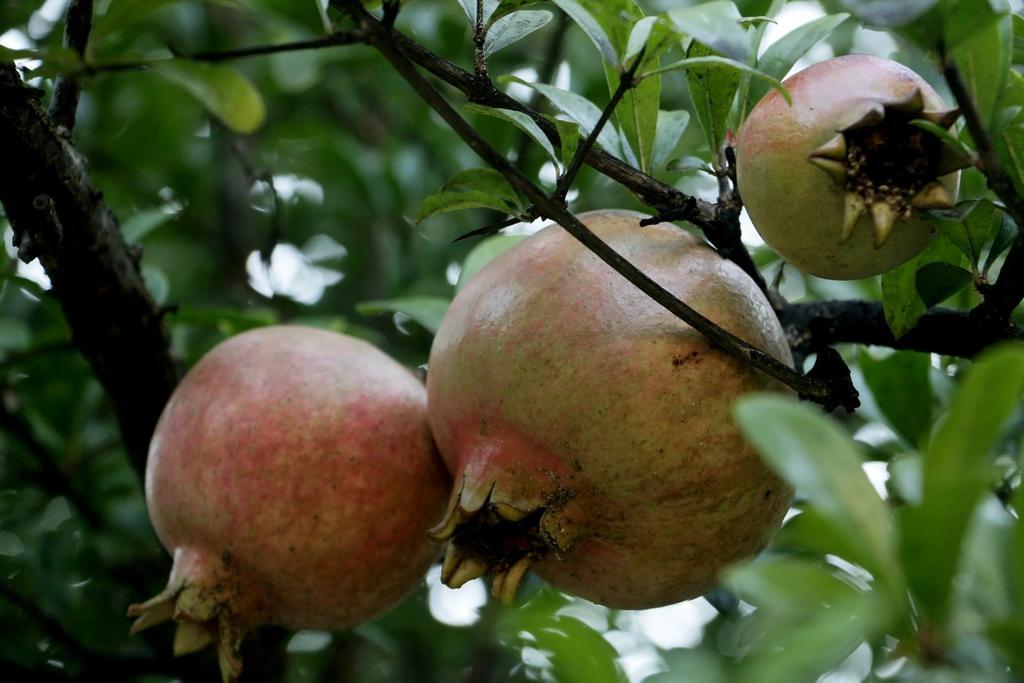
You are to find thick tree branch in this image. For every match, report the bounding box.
[780,300,1024,360]
[0,63,178,476]
[339,0,857,411]
[48,0,93,130]
[941,55,1024,322]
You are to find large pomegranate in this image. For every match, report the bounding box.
[736,54,965,280]
[128,326,449,682]
[427,210,794,609]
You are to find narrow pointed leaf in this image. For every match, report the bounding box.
[155,61,265,134]
[483,10,553,56]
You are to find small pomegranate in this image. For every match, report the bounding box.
[736,54,966,280]
[128,326,449,682]
[427,210,794,609]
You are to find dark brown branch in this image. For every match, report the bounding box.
[941,54,1024,322]
[339,0,856,411]
[779,300,1024,359]
[0,63,178,477]
[48,0,93,130]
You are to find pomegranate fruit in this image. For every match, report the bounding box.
[427,210,794,609]
[128,326,449,682]
[736,54,966,280]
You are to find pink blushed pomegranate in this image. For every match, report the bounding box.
[426,210,794,609]
[736,54,965,280]
[128,326,449,682]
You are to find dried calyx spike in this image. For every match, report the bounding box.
[807,89,969,248]
[429,481,572,605]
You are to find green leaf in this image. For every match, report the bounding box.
[944,0,1012,53]
[170,306,278,334]
[457,235,528,291]
[666,155,712,174]
[505,79,625,158]
[552,117,581,169]
[647,55,790,105]
[464,104,560,168]
[1014,13,1024,65]
[356,296,451,335]
[154,61,265,134]
[836,0,938,28]
[668,1,751,63]
[734,395,899,587]
[931,199,1000,266]
[881,234,963,338]
[624,16,659,66]
[995,69,1024,196]
[551,0,618,64]
[442,168,522,206]
[746,0,786,58]
[499,590,626,683]
[120,208,177,243]
[951,8,1012,128]
[483,10,553,56]
[859,350,933,447]
[909,119,972,160]
[685,41,741,156]
[457,0,500,25]
[983,210,1018,275]
[745,13,850,113]
[415,191,517,224]
[650,110,690,172]
[901,344,1024,627]
[0,46,82,78]
[915,261,972,306]
[727,558,895,683]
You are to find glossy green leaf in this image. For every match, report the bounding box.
[458,0,500,26]
[551,117,582,169]
[464,104,560,169]
[745,13,850,113]
[668,1,751,63]
[881,234,963,338]
[154,61,266,134]
[551,0,618,64]
[483,10,553,56]
[859,350,933,447]
[443,168,523,207]
[983,210,1018,275]
[931,199,1000,266]
[356,296,451,334]
[901,344,1024,626]
[647,55,790,105]
[735,395,898,586]
[415,191,517,224]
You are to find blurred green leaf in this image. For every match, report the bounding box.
[154,61,266,134]
[859,350,932,446]
[668,1,751,63]
[170,306,278,334]
[648,55,789,105]
[418,168,523,224]
[120,208,177,244]
[901,344,1024,627]
[951,9,1012,129]
[356,296,450,334]
[995,69,1024,196]
[483,10,553,56]
[457,234,528,291]
[915,261,973,306]
[735,395,900,589]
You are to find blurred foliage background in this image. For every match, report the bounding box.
[2,0,1024,681]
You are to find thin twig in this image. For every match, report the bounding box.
[79,31,367,74]
[553,49,645,202]
[340,0,857,411]
[941,53,1024,322]
[49,0,93,130]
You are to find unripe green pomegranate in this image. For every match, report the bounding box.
[427,210,794,608]
[128,326,449,682]
[736,54,965,280]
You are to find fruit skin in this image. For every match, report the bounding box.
[736,54,959,280]
[427,210,794,609]
[129,326,449,681]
